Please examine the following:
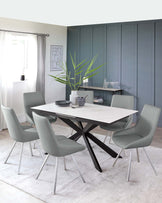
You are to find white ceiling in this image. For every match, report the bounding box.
[0,0,162,26]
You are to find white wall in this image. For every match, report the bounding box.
[0,17,67,121]
[0,17,67,102]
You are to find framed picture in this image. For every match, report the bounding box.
[50,45,63,71]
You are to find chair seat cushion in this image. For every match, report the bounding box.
[21,125,32,130]
[23,128,39,142]
[100,120,127,132]
[55,135,85,157]
[112,133,142,149]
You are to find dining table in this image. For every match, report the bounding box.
[32,103,137,172]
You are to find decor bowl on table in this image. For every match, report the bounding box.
[77,97,86,106]
[55,100,71,107]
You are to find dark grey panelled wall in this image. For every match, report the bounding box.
[67,20,162,126]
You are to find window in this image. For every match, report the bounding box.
[10,35,28,81]
[0,31,38,129]
[1,33,37,82]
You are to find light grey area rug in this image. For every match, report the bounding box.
[0,124,162,203]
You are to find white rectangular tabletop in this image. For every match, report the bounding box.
[32,103,137,125]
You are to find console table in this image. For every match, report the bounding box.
[79,86,122,105]
[79,86,122,94]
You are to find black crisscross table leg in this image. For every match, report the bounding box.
[59,117,122,173]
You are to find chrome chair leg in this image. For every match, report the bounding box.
[18,143,24,175]
[109,131,114,144]
[103,134,108,143]
[112,148,123,167]
[29,142,33,156]
[136,148,140,162]
[143,148,157,176]
[36,154,49,179]
[36,140,44,159]
[127,151,132,181]
[122,149,127,157]
[53,157,59,195]
[103,131,113,144]
[4,141,17,164]
[33,142,36,149]
[63,157,66,170]
[71,155,85,183]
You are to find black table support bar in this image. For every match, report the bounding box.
[83,123,98,133]
[70,132,82,141]
[82,134,102,172]
[59,117,121,172]
[59,117,82,134]
[87,133,122,158]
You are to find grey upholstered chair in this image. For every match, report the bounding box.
[1,105,39,174]
[100,95,134,144]
[112,104,161,181]
[23,92,57,126]
[33,112,85,195]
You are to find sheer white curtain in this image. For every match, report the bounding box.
[0,31,37,130]
[36,35,46,98]
[26,35,37,91]
[0,32,13,130]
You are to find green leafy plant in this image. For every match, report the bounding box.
[49,54,103,90]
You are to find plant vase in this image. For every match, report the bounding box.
[70,90,79,105]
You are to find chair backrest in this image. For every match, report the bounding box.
[1,105,24,142]
[23,92,45,124]
[135,104,161,145]
[111,95,134,109]
[33,112,60,156]
[78,91,94,104]
[111,95,134,128]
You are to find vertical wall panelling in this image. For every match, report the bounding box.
[121,23,137,105]
[67,20,162,126]
[92,25,107,87]
[137,22,154,112]
[92,25,107,102]
[67,27,80,70]
[155,21,162,124]
[106,24,121,82]
[79,26,92,60]
[79,26,92,84]
[66,27,80,99]
[106,24,122,104]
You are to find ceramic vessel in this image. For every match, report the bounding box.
[69,90,79,105]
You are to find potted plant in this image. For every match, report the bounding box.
[49,54,103,104]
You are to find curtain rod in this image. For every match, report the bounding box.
[0,29,49,37]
